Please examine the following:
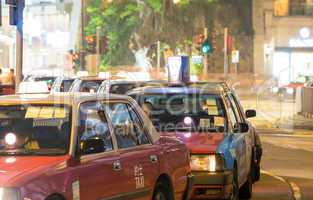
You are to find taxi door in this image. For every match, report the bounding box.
[226,94,252,186]
[75,101,126,200]
[105,102,160,199]
[225,96,248,186]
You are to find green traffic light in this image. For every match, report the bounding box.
[201,40,213,55]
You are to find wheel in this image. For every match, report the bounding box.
[239,171,253,199]
[46,194,64,200]
[252,164,261,182]
[153,182,172,200]
[229,166,239,200]
[251,147,261,182]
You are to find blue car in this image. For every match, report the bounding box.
[127,82,262,200]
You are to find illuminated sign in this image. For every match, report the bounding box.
[300,27,310,39]
[289,27,313,47]
[289,38,313,47]
[167,56,190,83]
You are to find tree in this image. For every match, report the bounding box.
[85,0,253,70]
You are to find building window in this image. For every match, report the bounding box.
[289,0,313,16]
[274,0,289,16]
[274,0,313,16]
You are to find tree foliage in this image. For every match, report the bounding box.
[85,0,252,67]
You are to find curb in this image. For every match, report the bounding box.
[261,170,302,200]
[257,128,313,137]
[300,112,313,119]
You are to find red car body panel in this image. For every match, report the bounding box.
[0,156,69,187]
[281,82,304,89]
[162,132,224,154]
[0,94,192,200]
[0,139,190,200]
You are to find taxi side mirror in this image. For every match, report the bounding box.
[80,138,105,155]
[233,122,249,133]
[246,109,256,118]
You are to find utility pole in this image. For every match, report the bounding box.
[96,26,101,76]
[203,27,208,75]
[223,27,229,79]
[15,0,25,90]
[157,40,161,73]
[80,0,86,70]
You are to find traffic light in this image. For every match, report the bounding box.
[194,34,205,52]
[6,0,24,26]
[227,35,233,55]
[85,35,96,54]
[201,39,213,55]
[211,31,217,51]
[100,36,108,54]
[72,52,80,67]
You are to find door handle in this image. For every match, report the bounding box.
[113,161,122,171]
[150,155,158,164]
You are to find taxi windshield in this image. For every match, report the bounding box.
[139,94,226,132]
[0,105,71,156]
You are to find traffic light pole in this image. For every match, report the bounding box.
[223,27,229,79]
[203,27,208,75]
[157,41,161,73]
[80,0,86,70]
[96,26,100,76]
[15,0,24,90]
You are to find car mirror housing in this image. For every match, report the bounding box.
[246,109,256,118]
[234,122,249,133]
[80,138,105,155]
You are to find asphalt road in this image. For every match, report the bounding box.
[250,131,313,200]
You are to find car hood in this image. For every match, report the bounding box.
[162,132,225,154]
[0,156,69,187]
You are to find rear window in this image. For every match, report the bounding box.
[80,80,103,93]
[110,83,138,94]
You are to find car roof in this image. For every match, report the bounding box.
[78,76,106,81]
[102,79,167,85]
[102,80,143,85]
[0,93,129,106]
[127,81,227,95]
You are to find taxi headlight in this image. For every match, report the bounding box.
[190,154,224,172]
[0,188,20,200]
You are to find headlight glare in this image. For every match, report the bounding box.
[190,154,224,172]
[0,188,20,200]
[286,88,294,94]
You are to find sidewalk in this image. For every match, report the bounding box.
[253,173,293,200]
[241,98,313,135]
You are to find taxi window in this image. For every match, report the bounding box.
[60,79,75,92]
[110,83,137,94]
[80,80,103,93]
[228,94,244,123]
[225,97,239,130]
[0,105,71,156]
[79,102,113,153]
[104,102,149,149]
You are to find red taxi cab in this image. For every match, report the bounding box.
[0,93,192,200]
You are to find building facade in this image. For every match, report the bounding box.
[0,0,76,75]
[254,0,313,84]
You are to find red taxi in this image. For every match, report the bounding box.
[0,93,192,200]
